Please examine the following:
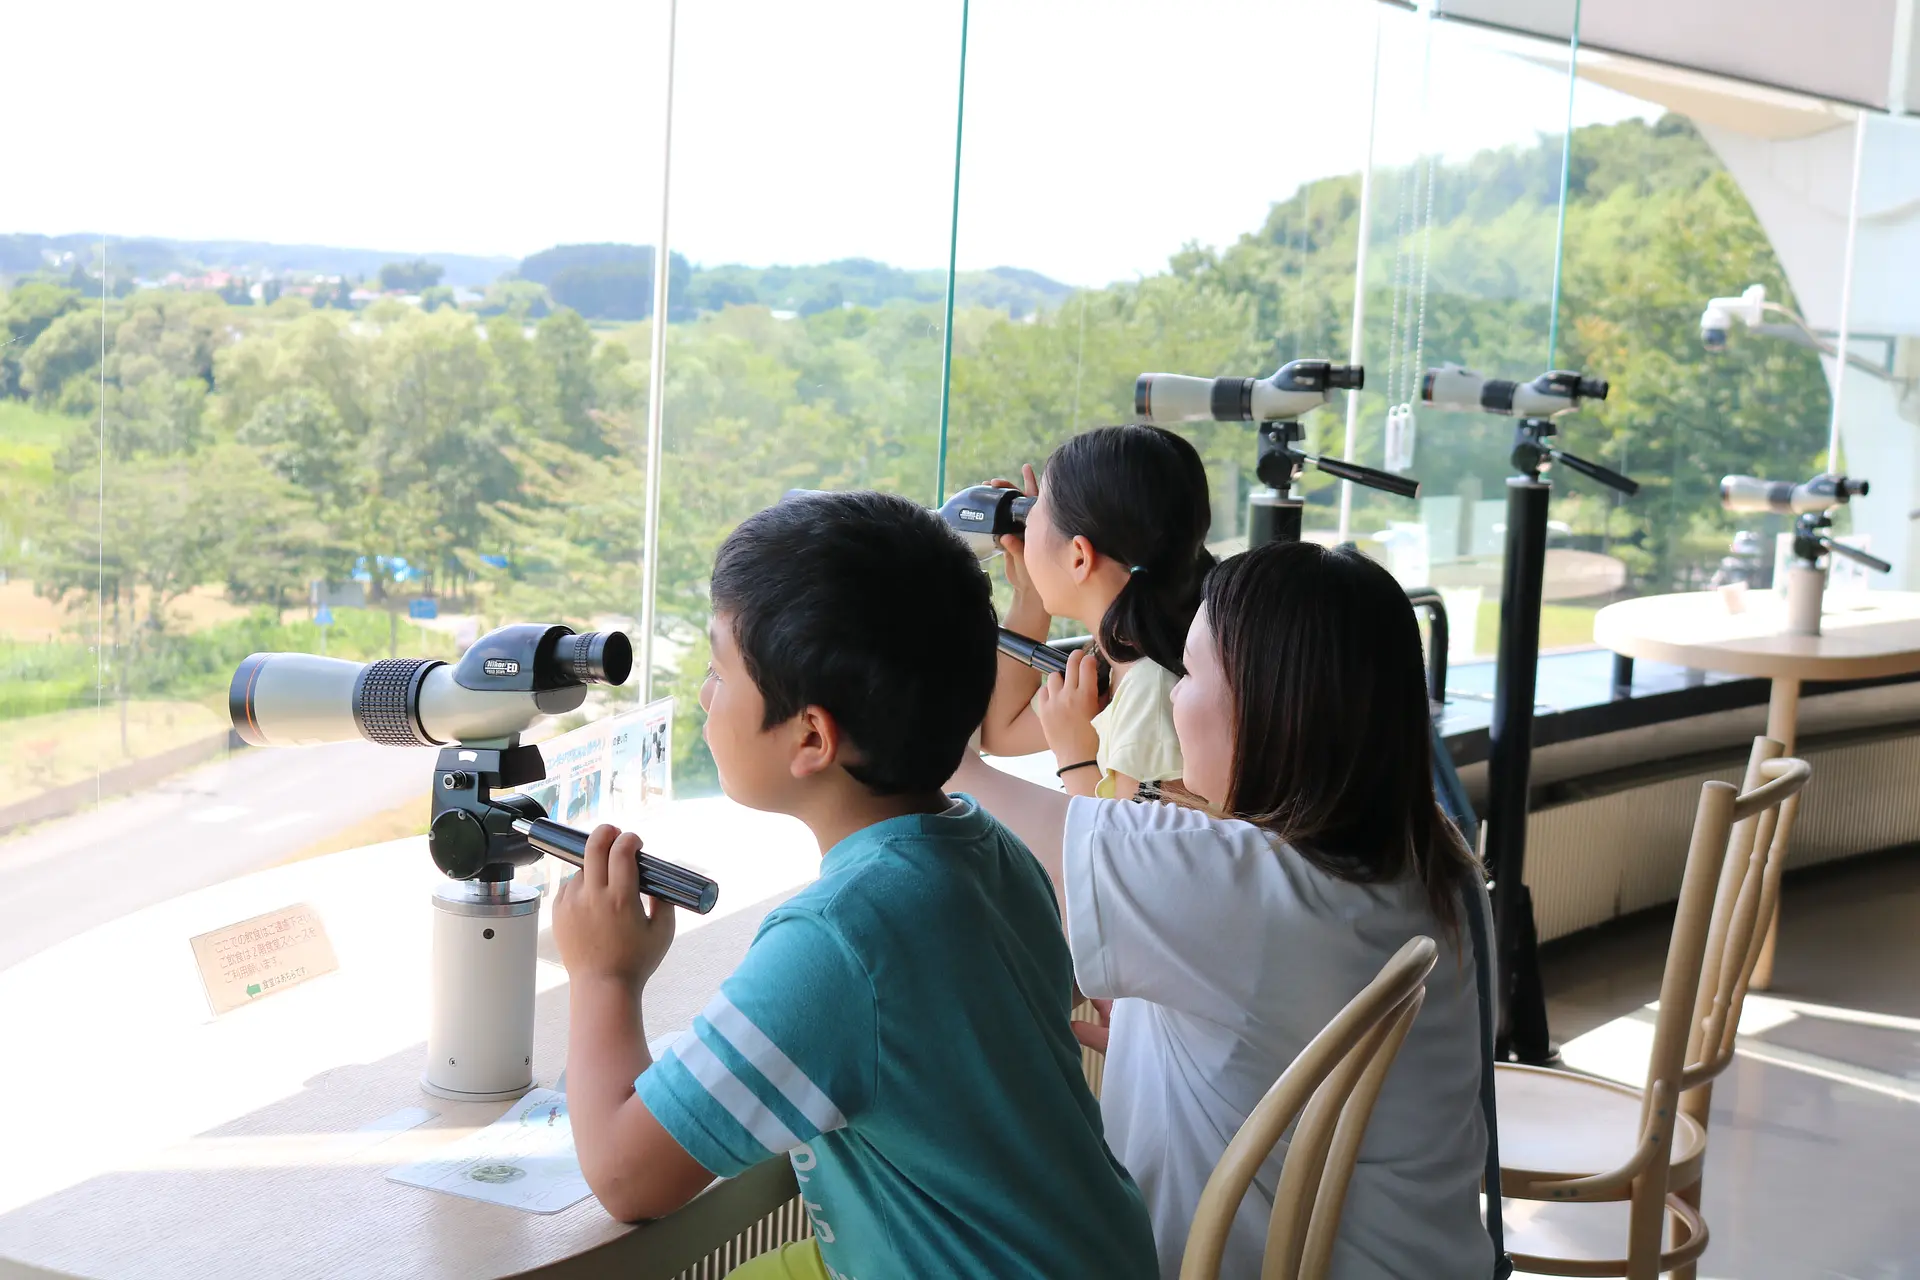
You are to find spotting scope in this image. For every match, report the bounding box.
[227,622,715,1103]
[1721,473,1891,574]
[1721,474,1870,516]
[231,624,631,748]
[1135,359,1364,425]
[1422,362,1635,495]
[1422,363,1609,419]
[938,485,1034,559]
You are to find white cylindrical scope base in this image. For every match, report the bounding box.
[1785,562,1827,637]
[422,880,540,1102]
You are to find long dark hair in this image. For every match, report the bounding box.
[1202,540,1480,934]
[1042,424,1214,675]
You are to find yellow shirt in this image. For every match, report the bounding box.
[1090,659,1184,797]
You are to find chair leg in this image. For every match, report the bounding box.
[1626,1172,1666,1280]
[1670,1179,1702,1280]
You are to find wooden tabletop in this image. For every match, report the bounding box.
[1593,589,1920,681]
[0,797,822,1280]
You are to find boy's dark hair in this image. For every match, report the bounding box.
[1042,424,1215,676]
[711,489,998,795]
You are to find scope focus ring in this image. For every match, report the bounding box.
[352,658,443,746]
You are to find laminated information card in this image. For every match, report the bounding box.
[188,902,338,1015]
[387,1088,591,1214]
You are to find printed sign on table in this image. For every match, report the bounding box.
[189,902,338,1015]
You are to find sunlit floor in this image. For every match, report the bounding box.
[1514,847,1920,1279]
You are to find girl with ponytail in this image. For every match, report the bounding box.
[978,424,1215,800]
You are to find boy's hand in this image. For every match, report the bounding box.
[552,825,677,988]
[1035,648,1102,766]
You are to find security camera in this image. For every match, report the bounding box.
[1699,284,1768,352]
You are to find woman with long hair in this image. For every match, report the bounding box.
[955,539,1492,1278]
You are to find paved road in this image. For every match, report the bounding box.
[0,741,438,972]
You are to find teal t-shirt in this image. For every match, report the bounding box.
[638,796,1156,1279]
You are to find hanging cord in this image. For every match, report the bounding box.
[1296,181,1315,364]
[1382,145,1414,449]
[1384,14,1439,475]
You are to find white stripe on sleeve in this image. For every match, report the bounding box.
[667,1027,803,1155]
[703,993,848,1134]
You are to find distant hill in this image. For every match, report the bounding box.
[519,244,1074,322]
[0,232,1076,321]
[0,234,515,288]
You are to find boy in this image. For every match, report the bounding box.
[552,490,1157,1279]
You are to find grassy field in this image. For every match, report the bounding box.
[0,698,225,805]
[1469,601,1601,659]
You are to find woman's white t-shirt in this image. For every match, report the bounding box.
[1064,796,1492,1280]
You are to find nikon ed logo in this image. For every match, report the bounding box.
[959,509,986,523]
[484,659,521,676]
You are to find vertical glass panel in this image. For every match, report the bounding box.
[1550,62,1846,660]
[1,2,664,965]
[1361,8,1585,663]
[656,0,963,796]
[1828,113,1919,593]
[944,0,1386,628]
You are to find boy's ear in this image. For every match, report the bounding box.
[1067,534,1099,585]
[788,704,845,781]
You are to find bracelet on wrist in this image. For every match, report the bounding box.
[1056,759,1100,778]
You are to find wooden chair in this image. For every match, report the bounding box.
[1179,935,1438,1280]
[1496,739,1810,1278]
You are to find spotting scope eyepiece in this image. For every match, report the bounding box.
[1135,359,1364,425]
[229,623,630,748]
[1422,364,1607,419]
[1721,473,1869,516]
[938,484,1034,559]
[553,630,633,686]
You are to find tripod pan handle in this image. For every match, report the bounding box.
[1552,449,1640,496]
[1312,455,1421,499]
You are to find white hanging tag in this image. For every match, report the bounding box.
[1384,404,1417,473]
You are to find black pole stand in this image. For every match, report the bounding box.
[1487,418,1639,1064]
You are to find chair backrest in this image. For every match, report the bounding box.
[1638,740,1811,1143]
[1179,935,1439,1280]
[1681,738,1810,1106]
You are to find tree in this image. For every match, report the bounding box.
[537,309,602,453]
[482,279,551,319]
[420,285,458,312]
[379,259,446,293]
[19,308,103,414]
[2,282,82,399]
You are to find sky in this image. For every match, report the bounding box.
[6,0,1654,287]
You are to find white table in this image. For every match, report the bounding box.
[0,797,822,1279]
[1593,588,1920,986]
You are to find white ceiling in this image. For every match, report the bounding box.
[1424,0,1920,114]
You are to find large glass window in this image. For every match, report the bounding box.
[2,3,666,965]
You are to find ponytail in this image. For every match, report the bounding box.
[1097,543,1216,675]
[1043,425,1214,675]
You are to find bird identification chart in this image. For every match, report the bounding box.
[513,698,672,831]
[386,1088,591,1213]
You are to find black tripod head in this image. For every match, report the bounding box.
[1510,418,1640,496]
[1792,512,1893,574]
[1255,419,1423,502]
